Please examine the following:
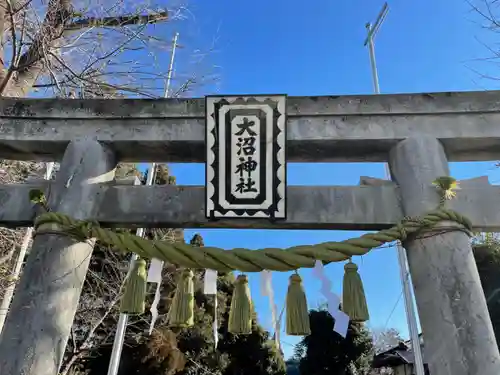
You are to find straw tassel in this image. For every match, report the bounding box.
[342,261,369,322]
[167,269,195,328]
[286,273,311,336]
[120,258,147,315]
[228,274,252,334]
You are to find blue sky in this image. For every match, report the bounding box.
[145,0,500,358]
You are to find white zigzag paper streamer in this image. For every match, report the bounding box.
[147,258,164,335]
[204,269,218,348]
[312,260,349,338]
[260,270,279,348]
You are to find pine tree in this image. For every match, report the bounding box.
[296,309,374,375]
[216,274,286,375]
[285,359,300,375]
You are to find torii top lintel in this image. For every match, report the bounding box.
[0,90,498,163]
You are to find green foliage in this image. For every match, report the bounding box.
[217,313,286,375]
[28,189,45,204]
[115,163,142,179]
[472,237,500,351]
[77,261,285,375]
[142,164,175,186]
[295,309,374,375]
[106,264,227,375]
[190,234,204,247]
[29,189,47,207]
[285,359,300,375]
[215,270,286,375]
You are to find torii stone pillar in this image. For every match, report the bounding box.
[389,137,500,375]
[0,140,117,375]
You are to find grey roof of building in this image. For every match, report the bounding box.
[372,342,428,368]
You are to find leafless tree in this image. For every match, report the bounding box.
[57,165,188,375]
[465,0,500,84]
[0,0,218,98]
[0,2,218,372]
[371,327,403,354]
[60,248,130,375]
[368,327,403,375]
[0,160,44,301]
[0,0,218,272]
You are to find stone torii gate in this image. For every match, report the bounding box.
[0,91,499,375]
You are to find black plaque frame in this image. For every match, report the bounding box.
[205,95,287,220]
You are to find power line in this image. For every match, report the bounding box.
[383,291,402,331]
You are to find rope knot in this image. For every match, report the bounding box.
[236,274,248,284]
[290,274,303,284]
[396,223,408,242]
[180,269,194,279]
[344,262,358,272]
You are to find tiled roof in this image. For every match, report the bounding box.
[372,342,428,368]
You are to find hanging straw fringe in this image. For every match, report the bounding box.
[228,274,252,334]
[167,269,195,327]
[342,261,369,322]
[28,176,469,338]
[286,273,311,335]
[120,258,147,315]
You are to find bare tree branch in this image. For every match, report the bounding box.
[468,0,500,83]
[65,11,168,31]
[0,2,175,97]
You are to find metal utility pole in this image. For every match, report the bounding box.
[106,32,180,375]
[364,5,425,375]
[164,32,179,99]
[364,4,388,93]
[0,162,55,335]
